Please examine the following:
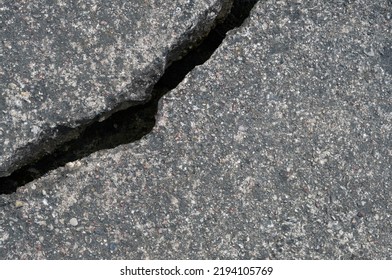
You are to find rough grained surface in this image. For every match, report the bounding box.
[0,0,391,259]
[0,0,233,177]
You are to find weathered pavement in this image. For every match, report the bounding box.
[1,0,392,259]
[0,0,232,177]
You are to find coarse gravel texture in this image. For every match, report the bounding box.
[0,0,392,259]
[0,0,233,177]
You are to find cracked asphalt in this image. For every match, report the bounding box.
[0,0,391,259]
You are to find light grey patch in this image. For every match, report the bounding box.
[380,44,392,75]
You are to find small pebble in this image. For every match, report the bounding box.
[15,200,24,208]
[69,218,78,227]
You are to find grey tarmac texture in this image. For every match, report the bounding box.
[0,0,391,259]
[0,0,233,177]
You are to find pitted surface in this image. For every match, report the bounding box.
[0,0,391,259]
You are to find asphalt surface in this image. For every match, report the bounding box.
[0,0,232,177]
[0,0,391,259]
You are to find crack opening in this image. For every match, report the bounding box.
[0,0,258,195]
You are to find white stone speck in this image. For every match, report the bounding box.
[69,218,78,227]
[65,160,82,169]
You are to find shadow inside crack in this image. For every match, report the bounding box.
[0,0,259,194]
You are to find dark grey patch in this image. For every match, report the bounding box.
[334,0,355,5]
[269,42,290,55]
[287,2,302,22]
[281,224,291,232]
[380,44,392,75]
[278,169,289,183]
[290,9,301,21]
[0,95,6,112]
[251,183,266,201]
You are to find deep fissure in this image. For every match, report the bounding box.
[0,0,258,194]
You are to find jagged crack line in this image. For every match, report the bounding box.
[0,0,258,194]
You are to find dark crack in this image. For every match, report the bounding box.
[0,0,258,194]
